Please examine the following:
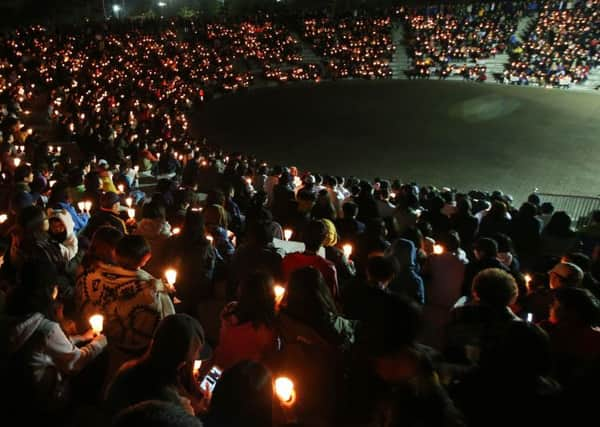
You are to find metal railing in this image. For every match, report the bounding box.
[536,192,600,229]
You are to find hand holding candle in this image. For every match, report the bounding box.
[283,228,293,241]
[274,285,286,307]
[165,268,177,293]
[342,244,353,258]
[193,360,202,378]
[89,314,104,335]
[274,377,296,406]
[433,244,444,255]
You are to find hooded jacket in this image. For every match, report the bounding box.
[54,201,89,235]
[385,238,425,304]
[47,208,78,262]
[7,313,106,407]
[75,261,175,360]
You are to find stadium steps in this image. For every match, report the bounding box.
[580,67,600,91]
[514,13,538,42]
[292,32,322,65]
[390,24,410,80]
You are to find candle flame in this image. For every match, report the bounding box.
[274,377,295,405]
[89,314,104,334]
[342,244,353,258]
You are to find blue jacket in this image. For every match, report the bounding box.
[57,202,89,235]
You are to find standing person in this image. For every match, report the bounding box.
[385,238,425,304]
[276,267,356,426]
[541,211,579,258]
[510,202,542,268]
[161,209,217,312]
[450,198,479,251]
[461,237,509,297]
[421,231,468,348]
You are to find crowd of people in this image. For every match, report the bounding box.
[302,14,396,79]
[504,0,599,87]
[1,4,600,427]
[404,2,522,79]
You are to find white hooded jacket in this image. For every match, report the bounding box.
[8,313,106,405]
[48,208,78,261]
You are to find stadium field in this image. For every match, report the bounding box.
[195,79,600,203]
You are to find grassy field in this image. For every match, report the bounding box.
[194,79,600,203]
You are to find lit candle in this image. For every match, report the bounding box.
[89,314,104,334]
[0,213,7,224]
[172,227,181,235]
[524,274,532,292]
[193,360,202,377]
[13,158,21,167]
[125,197,133,208]
[133,165,139,173]
[274,285,286,306]
[283,228,293,241]
[57,146,62,154]
[206,235,214,244]
[118,184,125,194]
[274,377,296,406]
[49,145,54,153]
[165,268,177,287]
[127,208,136,219]
[49,180,56,188]
[433,244,444,255]
[342,244,353,258]
[84,200,92,212]
[77,201,85,212]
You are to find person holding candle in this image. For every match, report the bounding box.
[276,266,356,425]
[203,204,235,259]
[76,235,175,380]
[105,314,212,417]
[81,191,127,239]
[214,271,278,371]
[160,209,217,312]
[5,259,107,415]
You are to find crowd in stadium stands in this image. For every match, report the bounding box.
[1,4,600,427]
[404,2,522,79]
[302,14,396,79]
[504,0,599,87]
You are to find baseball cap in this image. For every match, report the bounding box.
[100,191,121,209]
[549,262,584,287]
